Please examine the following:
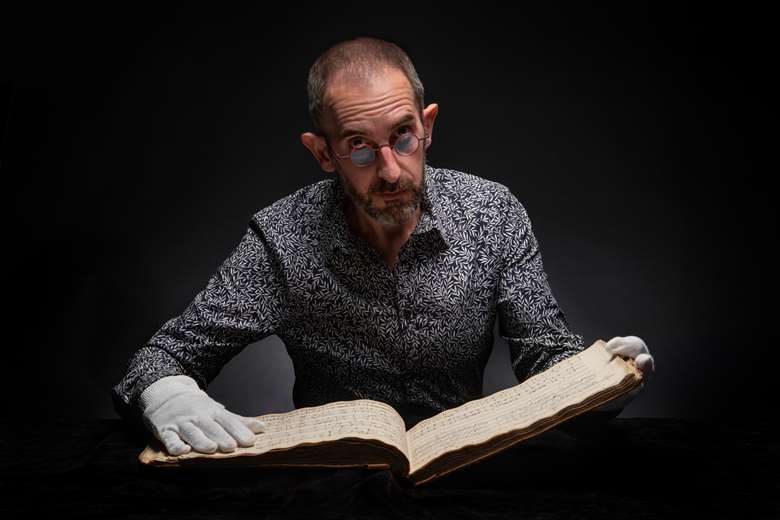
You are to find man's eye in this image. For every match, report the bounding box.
[396,126,410,135]
[349,138,365,148]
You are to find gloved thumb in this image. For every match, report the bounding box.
[635,353,655,379]
[238,416,267,434]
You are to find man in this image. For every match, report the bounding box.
[112,37,655,457]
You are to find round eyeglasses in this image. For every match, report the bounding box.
[333,131,430,168]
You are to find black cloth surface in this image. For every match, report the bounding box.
[0,417,777,518]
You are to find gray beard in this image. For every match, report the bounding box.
[336,151,427,228]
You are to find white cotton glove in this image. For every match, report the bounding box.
[596,335,656,413]
[139,375,266,456]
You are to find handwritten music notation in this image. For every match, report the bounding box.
[217,399,410,459]
[406,343,626,472]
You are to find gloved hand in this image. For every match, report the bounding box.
[596,335,655,413]
[139,374,266,456]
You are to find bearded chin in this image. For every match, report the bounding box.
[338,153,426,228]
[367,198,419,226]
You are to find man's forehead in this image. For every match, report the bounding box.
[332,111,418,142]
[327,65,407,95]
[326,69,415,108]
[325,71,419,136]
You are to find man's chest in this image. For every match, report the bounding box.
[283,239,499,349]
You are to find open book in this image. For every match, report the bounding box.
[138,339,643,486]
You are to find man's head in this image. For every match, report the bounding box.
[301,37,439,229]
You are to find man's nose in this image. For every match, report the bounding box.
[376,144,402,183]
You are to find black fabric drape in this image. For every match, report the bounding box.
[0,417,776,518]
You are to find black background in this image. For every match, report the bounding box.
[2,4,774,422]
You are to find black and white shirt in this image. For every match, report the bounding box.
[112,163,586,430]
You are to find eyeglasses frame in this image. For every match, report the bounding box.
[329,131,430,168]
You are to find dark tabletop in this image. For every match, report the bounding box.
[0,416,777,519]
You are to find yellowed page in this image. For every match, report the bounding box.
[150,399,409,463]
[406,340,634,473]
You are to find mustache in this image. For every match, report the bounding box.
[373,181,407,193]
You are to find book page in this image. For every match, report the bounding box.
[406,341,636,473]
[160,399,409,462]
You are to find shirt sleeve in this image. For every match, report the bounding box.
[110,220,288,430]
[496,187,586,383]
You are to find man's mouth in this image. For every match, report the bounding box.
[379,190,405,199]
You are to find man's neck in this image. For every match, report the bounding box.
[345,200,422,256]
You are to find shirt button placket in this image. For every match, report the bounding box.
[396,243,416,330]
[391,260,409,403]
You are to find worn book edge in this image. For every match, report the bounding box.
[137,339,643,486]
[406,340,642,485]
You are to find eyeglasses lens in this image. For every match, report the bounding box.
[350,133,418,167]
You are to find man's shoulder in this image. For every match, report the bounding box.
[429,164,514,215]
[248,177,335,241]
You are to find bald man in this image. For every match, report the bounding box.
[112,37,655,456]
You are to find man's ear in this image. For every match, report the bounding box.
[301,132,336,173]
[422,103,439,151]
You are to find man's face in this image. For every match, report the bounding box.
[322,67,433,228]
[333,137,427,228]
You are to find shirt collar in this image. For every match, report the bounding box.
[325,163,456,257]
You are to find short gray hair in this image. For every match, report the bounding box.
[306,36,425,138]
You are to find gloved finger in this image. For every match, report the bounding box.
[192,416,238,453]
[605,336,649,359]
[635,353,655,376]
[179,421,219,453]
[160,429,191,456]
[214,411,260,448]
[239,416,267,434]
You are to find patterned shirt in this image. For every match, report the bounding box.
[111,162,587,430]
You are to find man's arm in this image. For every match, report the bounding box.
[495,187,624,424]
[111,220,288,433]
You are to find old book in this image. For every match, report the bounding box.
[137,338,643,486]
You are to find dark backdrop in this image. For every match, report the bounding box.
[2,4,773,423]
